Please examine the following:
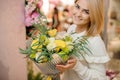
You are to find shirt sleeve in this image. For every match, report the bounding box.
[73,35,110,80]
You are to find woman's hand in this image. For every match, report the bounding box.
[56,58,77,73]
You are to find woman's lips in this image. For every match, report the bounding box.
[73,16,83,20]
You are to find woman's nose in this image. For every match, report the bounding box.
[74,11,82,17]
[73,9,82,16]
[78,10,83,16]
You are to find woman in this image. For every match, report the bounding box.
[56,0,110,80]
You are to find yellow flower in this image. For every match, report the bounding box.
[30,53,36,58]
[47,29,57,37]
[58,51,66,55]
[62,55,69,61]
[31,39,42,51]
[64,36,72,41]
[62,47,69,54]
[38,56,48,63]
[54,40,66,48]
[39,35,46,42]
[43,38,49,45]
[46,76,52,80]
[55,47,60,52]
[58,51,69,61]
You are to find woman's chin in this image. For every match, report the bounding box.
[73,21,82,25]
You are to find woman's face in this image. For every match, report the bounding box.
[72,0,90,26]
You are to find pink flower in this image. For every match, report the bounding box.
[25,15,32,27]
[25,3,36,15]
[31,12,40,24]
[25,0,42,27]
[36,0,43,9]
[31,12,39,18]
[26,0,34,3]
[25,12,40,27]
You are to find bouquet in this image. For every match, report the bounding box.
[20,0,91,79]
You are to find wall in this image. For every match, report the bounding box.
[0,0,27,80]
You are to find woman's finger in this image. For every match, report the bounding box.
[56,65,66,72]
[56,64,72,69]
[67,58,77,64]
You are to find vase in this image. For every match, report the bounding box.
[34,54,64,80]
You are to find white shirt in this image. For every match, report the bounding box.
[60,24,110,80]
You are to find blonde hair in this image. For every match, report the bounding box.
[75,0,104,36]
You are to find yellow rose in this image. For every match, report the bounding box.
[31,39,42,51]
[47,29,57,37]
[54,40,66,48]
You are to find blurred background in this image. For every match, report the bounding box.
[0,0,120,80]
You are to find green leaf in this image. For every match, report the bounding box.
[19,47,31,54]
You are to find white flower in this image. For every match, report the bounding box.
[47,42,56,51]
[35,52,41,60]
[48,37,55,43]
[46,38,56,51]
